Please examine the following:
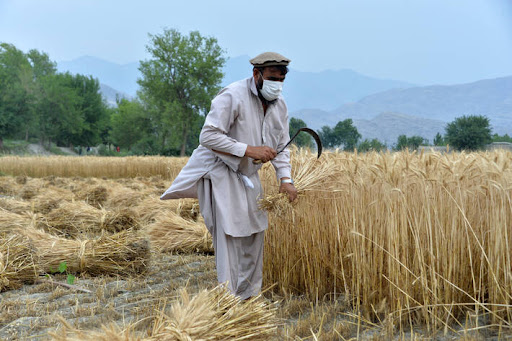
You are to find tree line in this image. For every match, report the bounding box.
[291,115,509,152]
[1,29,224,156]
[0,43,108,150]
[1,31,509,156]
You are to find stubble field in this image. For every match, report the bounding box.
[0,149,511,340]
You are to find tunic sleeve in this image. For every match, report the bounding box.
[199,90,247,157]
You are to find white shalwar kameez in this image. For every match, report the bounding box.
[161,76,291,299]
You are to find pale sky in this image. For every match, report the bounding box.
[1,0,511,85]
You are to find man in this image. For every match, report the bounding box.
[161,52,297,299]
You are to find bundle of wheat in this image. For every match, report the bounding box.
[259,153,338,213]
[20,183,40,200]
[0,233,39,291]
[105,187,146,209]
[176,199,200,221]
[148,286,278,341]
[32,188,75,214]
[135,197,181,224]
[0,176,18,193]
[0,209,32,232]
[37,201,104,238]
[0,197,31,214]
[103,208,141,233]
[146,211,212,254]
[20,227,150,276]
[49,320,141,341]
[76,186,108,208]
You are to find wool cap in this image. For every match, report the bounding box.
[249,52,291,67]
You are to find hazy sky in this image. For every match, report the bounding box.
[1,0,511,85]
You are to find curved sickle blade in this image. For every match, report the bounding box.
[279,127,323,159]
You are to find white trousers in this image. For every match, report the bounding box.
[211,224,265,300]
[198,178,265,299]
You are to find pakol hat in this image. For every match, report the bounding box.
[250,52,291,67]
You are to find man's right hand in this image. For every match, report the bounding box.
[245,145,277,163]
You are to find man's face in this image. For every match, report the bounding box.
[254,67,286,89]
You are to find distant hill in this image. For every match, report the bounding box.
[224,55,415,111]
[57,55,512,142]
[291,76,512,141]
[289,110,446,145]
[58,55,415,111]
[99,83,131,107]
[58,56,140,96]
[330,76,512,135]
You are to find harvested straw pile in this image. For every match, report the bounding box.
[146,211,212,254]
[50,287,277,341]
[176,199,200,221]
[37,201,104,238]
[0,209,32,232]
[106,187,146,209]
[149,286,278,341]
[0,233,39,291]
[0,197,31,214]
[135,197,182,224]
[50,321,141,341]
[76,186,108,208]
[103,208,141,233]
[20,183,40,200]
[20,227,150,275]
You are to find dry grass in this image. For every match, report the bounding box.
[1,150,511,338]
[262,149,512,331]
[0,233,39,291]
[148,286,278,341]
[18,227,150,276]
[49,286,278,341]
[146,211,213,254]
[0,155,189,179]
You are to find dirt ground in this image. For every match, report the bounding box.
[1,251,508,340]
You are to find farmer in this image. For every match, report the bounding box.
[161,52,297,299]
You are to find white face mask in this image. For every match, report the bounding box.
[258,73,283,101]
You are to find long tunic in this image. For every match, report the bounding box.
[161,76,291,237]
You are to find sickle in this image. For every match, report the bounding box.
[253,127,323,164]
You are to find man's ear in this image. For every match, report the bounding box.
[252,68,260,79]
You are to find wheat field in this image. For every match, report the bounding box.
[1,149,511,338]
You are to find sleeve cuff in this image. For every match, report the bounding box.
[231,142,247,158]
[276,167,292,182]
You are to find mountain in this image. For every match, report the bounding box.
[224,55,415,111]
[58,56,140,96]
[328,76,512,136]
[99,84,132,107]
[353,113,446,145]
[57,55,415,111]
[291,76,512,143]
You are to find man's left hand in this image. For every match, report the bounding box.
[279,183,298,202]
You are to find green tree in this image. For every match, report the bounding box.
[110,99,151,152]
[433,132,445,146]
[37,72,82,148]
[138,29,226,156]
[0,43,33,148]
[334,119,361,151]
[491,133,512,143]
[289,117,312,148]
[68,74,108,147]
[394,135,428,151]
[318,125,336,149]
[357,138,387,152]
[445,115,492,151]
[318,119,361,151]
